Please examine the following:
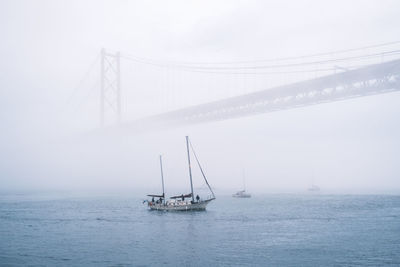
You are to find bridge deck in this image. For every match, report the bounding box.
[120,59,400,131]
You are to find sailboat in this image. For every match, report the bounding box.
[232,170,251,198]
[145,136,216,211]
[308,175,320,192]
[308,184,320,192]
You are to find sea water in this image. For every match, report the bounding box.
[1,194,399,266]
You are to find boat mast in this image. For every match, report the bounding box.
[186,136,195,202]
[159,155,165,203]
[242,169,246,192]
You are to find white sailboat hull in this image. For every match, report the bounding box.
[148,199,214,211]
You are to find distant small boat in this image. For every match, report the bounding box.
[308,184,320,192]
[145,136,215,211]
[308,173,320,192]
[232,190,251,198]
[232,170,251,198]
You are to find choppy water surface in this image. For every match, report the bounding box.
[1,194,399,266]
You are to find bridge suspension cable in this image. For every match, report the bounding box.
[119,49,400,73]
[66,53,100,105]
[119,40,400,67]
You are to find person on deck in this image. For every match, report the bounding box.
[196,195,200,202]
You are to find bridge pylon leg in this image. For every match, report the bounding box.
[100,48,121,127]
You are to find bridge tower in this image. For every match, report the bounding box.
[100,48,121,127]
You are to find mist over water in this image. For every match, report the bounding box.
[2,92,400,195]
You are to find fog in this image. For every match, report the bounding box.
[1,0,400,196]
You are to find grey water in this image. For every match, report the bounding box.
[1,194,400,266]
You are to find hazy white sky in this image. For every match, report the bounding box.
[0,0,399,194]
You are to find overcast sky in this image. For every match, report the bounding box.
[0,0,399,195]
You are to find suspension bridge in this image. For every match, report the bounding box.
[69,41,400,132]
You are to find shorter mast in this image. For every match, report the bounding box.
[186,136,195,202]
[159,155,165,203]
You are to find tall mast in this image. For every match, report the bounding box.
[159,155,165,203]
[186,136,195,202]
[242,169,246,191]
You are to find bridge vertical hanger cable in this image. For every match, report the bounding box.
[245,68,249,94]
[164,65,168,112]
[178,64,183,109]
[171,66,174,109]
[241,70,244,95]
[172,66,176,109]
[167,65,171,111]
[168,66,171,110]
[164,65,168,113]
